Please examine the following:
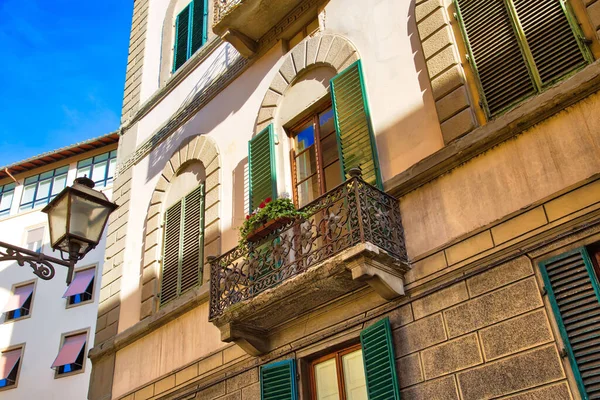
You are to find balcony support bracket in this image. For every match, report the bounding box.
[219,322,269,356]
[222,29,258,58]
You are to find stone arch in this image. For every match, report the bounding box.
[255,34,360,133]
[140,135,221,319]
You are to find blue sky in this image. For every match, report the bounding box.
[0,0,131,166]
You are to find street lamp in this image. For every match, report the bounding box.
[0,177,118,284]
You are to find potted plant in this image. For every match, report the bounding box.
[240,196,307,244]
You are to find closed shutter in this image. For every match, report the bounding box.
[513,0,586,85]
[260,359,297,400]
[360,317,401,400]
[181,184,205,293]
[455,0,536,116]
[173,4,191,72]
[330,60,382,189]
[539,247,600,399]
[190,0,208,54]
[249,124,277,212]
[160,201,182,305]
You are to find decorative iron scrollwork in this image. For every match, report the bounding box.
[0,241,74,283]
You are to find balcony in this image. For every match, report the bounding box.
[212,0,317,57]
[208,172,409,355]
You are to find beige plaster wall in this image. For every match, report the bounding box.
[401,91,600,259]
[112,302,226,398]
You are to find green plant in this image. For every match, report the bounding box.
[239,197,307,244]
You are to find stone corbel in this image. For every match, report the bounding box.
[219,322,269,356]
[346,255,409,300]
[222,29,258,58]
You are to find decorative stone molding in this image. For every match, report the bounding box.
[255,33,360,133]
[140,135,222,320]
[415,0,477,143]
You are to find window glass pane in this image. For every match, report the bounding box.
[294,122,315,151]
[40,170,54,180]
[108,159,116,180]
[319,108,335,136]
[52,175,67,196]
[297,175,319,208]
[110,150,117,158]
[324,161,342,192]
[94,152,109,162]
[0,191,13,213]
[314,358,340,400]
[24,175,38,185]
[91,161,108,183]
[321,133,339,167]
[295,148,317,182]
[78,157,93,168]
[3,183,16,192]
[37,179,52,200]
[21,184,36,206]
[55,166,69,175]
[342,350,368,400]
[77,166,92,179]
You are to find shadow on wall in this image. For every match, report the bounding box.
[232,157,249,232]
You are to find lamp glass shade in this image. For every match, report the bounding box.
[69,194,111,251]
[48,194,69,249]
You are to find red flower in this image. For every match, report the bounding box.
[265,197,272,203]
[246,215,250,220]
[259,202,266,209]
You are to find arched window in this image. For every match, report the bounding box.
[159,162,206,305]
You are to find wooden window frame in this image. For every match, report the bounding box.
[53,328,90,379]
[65,264,97,309]
[308,343,363,400]
[3,280,36,324]
[0,344,25,392]
[288,102,339,208]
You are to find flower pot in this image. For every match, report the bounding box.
[246,216,293,242]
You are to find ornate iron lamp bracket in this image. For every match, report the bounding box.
[0,241,75,284]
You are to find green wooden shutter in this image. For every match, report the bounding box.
[360,317,401,400]
[330,60,382,189]
[180,184,205,293]
[160,201,183,305]
[190,0,208,54]
[512,0,588,86]
[540,247,600,399]
[455,0,536,116]
[248,124,277,213]
[260,359,297,400]
[173,4,191,72]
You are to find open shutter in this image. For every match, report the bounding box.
[160,201,182,305]
[173,4,191,72]
[190,0,208,54]
[540,248,600,399]
[249,124,277,213]
[360,317,401,400]
[455,0,536,116]
[260,359,297,400]
[180,184,205,293]
[512,0,587,86]
[330,60,382,189]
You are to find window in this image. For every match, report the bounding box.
[63,267,96,306]
[77,150,117,188]
[25,227,44,254]
[2,283,34,322]
[310,345,368,400]
[455,0,592,117]
[173,0,208,72]
[0,183,15,217]
[290,106,342,208]
[539,244,600,399]
[0,347,23,390]
[52,332,87,376]
[160,184,205,306]
[19,166,69,211]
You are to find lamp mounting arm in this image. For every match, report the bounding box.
[0,241,75,284]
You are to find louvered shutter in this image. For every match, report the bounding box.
[180,184,205,293]
[330,60,382,189]
[513,0,586,85]
[260,359,297,400]
[455,0,536,116]
[249,125,277,213]
[360,317,401,400]
[173,4,191,72]
[539,247,600,399]
[190,0,208,54]
[161,202,182,305]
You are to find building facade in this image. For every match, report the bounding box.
[90,0,600,399]
[0,133,118,400]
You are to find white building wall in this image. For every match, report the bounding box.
[0,153,114,400]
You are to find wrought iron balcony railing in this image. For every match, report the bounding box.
[214,0,241,25]
[209,174,408,320]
